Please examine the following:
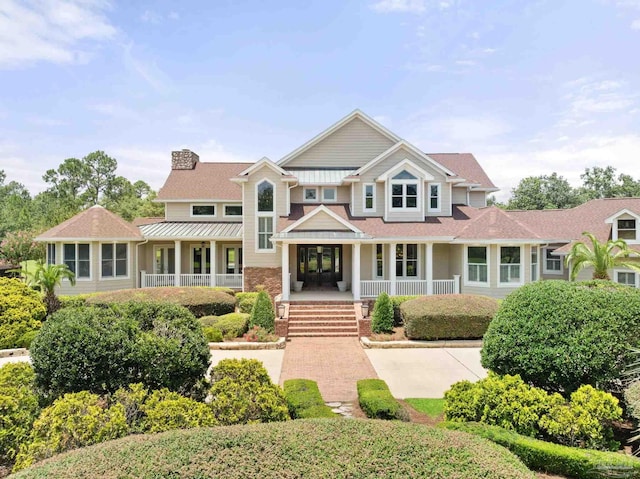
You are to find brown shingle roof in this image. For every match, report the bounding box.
[156,162,250,201]
[132,217,164,227]
[428,153,496,189]
[456,207,540,240]
[36,205,143,241]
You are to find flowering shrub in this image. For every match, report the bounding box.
[243,325,278,342]
[0,230,44,265]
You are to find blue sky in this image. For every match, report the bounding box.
[1,0,639,201]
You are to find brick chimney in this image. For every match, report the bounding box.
[171,149,200,170]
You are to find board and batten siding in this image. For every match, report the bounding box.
[283,117,396,168]
[243,165,288,268]
[165,202,242,222]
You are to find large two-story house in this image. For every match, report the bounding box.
[37,110,640,302]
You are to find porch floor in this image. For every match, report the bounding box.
[288,290,354,302]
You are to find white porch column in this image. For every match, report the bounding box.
[389,243,396,296]
[352,243,361,300]
[426,242,433,295]
[174,240,181,287]
[210,240,217,287]
[282,243,290,301]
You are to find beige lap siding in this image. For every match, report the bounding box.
[164,202,242,222]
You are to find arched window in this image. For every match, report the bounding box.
[257,181,274,212]
[256,180,275,251]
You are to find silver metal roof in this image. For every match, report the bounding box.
[271,231,371,240]
[286,169,356,185]
[139,222,242,239]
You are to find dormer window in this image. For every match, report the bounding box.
[618,219,636,241]
[391,170,418,209]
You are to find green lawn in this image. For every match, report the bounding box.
[405,398,445,418]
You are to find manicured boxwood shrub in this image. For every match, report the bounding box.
[357,378,407,421]
[481,280,640,394]
[443,422,640,479]
[445,373,622,450]
[390,295,418,326]
[0,363,40,468]
[236,291,259,314]
[30,302,210,399]
[209,359,289,425]
[86,286,236,318]
[58,294,93,309]
[202,327,223,342]
[199,312,250,339]
[10,419,538,479]
[249,290,275,333]
[0,277,46,349]
[371,291,394,333]
[402,294,499,340]
[283,379,336,419]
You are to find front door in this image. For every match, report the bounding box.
[297,245,342,287]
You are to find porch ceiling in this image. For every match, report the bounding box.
[139,222,242,240]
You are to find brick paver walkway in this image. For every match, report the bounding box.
[279,337,378,402]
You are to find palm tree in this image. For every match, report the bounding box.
[27,261,76,314]
[565,231,640,281]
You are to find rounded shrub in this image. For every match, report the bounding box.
[9,420,538,479]
[249,290,275,333]
[203,326,223,342]
[0,277,46,349]
[199,312,249,339]
[141,389,218,432]
[86,286,236,317]
[30,302,210,399]
[371,291,394,334]
[13,391,129,472]
[236,292,259,314]
[482,280,640,394]
[402,294,498,340]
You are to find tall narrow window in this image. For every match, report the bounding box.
[47,243,56,266]
[258,217,274,250]
[192,246,210,274]
[467,246,488,284]
[257,181,274,212]
[531,247,538,282]
[257,180,275,251]
[500,246,521,284]
[101,243,128,278]
[375,244,384,278]
[225,246,243,274]
[64,243,90,279]
[395,244,418,277]
[428,183,441,212]
[364,184,375,211]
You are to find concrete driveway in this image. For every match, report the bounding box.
[364,347,486,399]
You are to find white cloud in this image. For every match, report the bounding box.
[0,0,116,68]
[371,0,428,13]
[140,9,180,24]
[122,42,170,93]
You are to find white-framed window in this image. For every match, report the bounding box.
[100,243,128,279]
[615,270,638,287]
[224,205,242,217]
[466,246,489,286]
[531,246,538,282]
[191,245,210,274]
[618,219,637,241]
[224,245,243,274]
[499,246,522,285]
[428,183,441,212]
[374,243,384,278]
[390,170,419,210]
[63,243,91,279]
[47,243,56,266]
[543,247,563,274]
[191,204,215,217]
[256,179,276,252]
[322,187,337,202]
[363,183,376,212]
[303,187,317,202]
[396,243,418,277]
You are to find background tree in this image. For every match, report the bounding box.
[579,166,618,200]
[0,171,34,237]
[565,232,640,280]
[506,173,579,210]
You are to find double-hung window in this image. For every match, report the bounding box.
[618,219,637,241]
[364,184,375,212]
[64,243,90,279]
[257,180,275,251]
[396,244,418,277]
[391,171,418,210]
[428,183,441,212]
[499,246,521,285]
[47,243,56,266]
[101,243,128,278]
[543,248,562,274]
[467,246,488,285]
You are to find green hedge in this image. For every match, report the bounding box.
[442,422,640,479]
[357,379,407,421]
[402,294,499,340]
[0,277,46,349]
[58,294,94,309]
[85,287,236,318]
[283,379,336,419]
[11,419,538,479]
[236,292,259,314]
[199,312,250,339]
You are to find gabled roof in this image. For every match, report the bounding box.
[429,153,497,190]
[157,162,249,201]
[352,141,455,179]
[605,208,640,224]
[376,158,434,182]
[277,110,401,166]
[454,206,541,241]
[282,204,362,233]
[36,205,143,241]
[235,157,296,179]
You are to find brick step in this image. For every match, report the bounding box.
[288,330,358,337]
[288,313,356,319]
[288,301,354,306]
[289,320,357,327]
[289,325,357,332]
[288,307,355,312]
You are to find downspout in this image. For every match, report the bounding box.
[135,239,149,289]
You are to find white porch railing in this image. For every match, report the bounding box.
[141,272,243,289]
[360,276,460,298]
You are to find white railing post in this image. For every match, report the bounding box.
[174,240,181,287]
[389,243,396,296]
[210,241,216,287]
[426,243,433,295]
[282,243,290,301]
[352,243,361,300]
[454,275,461,294]
[141,270,147,288]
